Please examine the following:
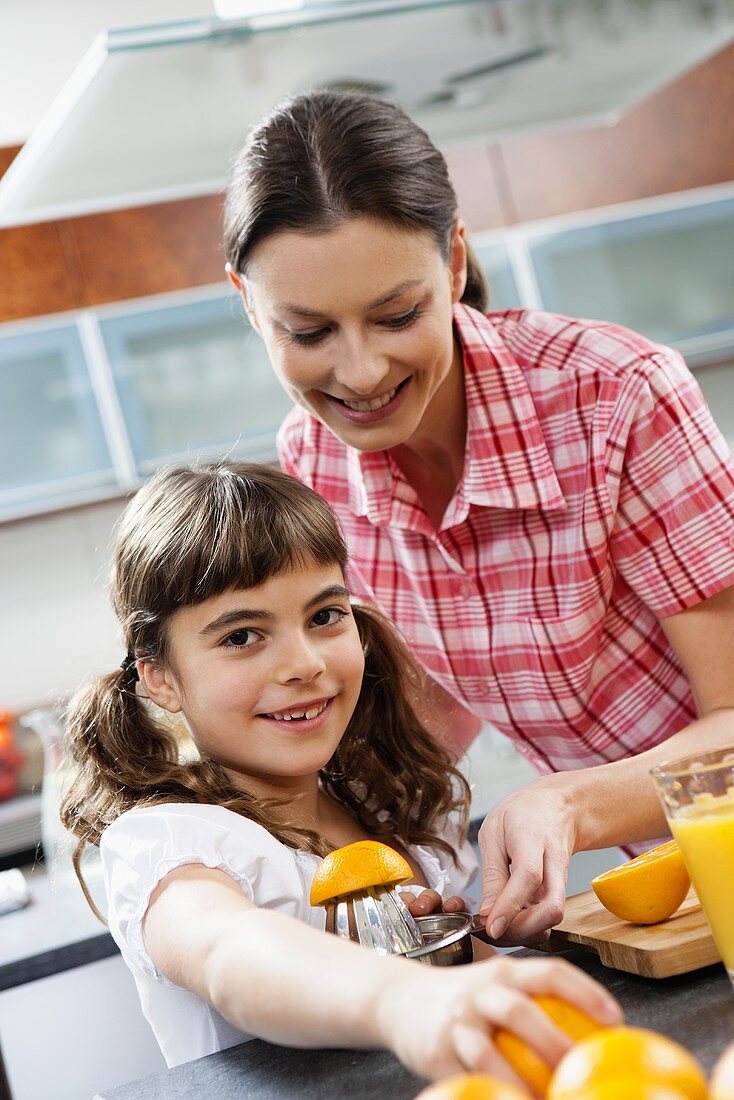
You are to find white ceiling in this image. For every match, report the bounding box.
[1,0,732,226]
[0,0,215,146]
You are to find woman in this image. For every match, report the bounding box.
[223,91,734,945]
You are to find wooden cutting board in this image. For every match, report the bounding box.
[542,888,721,979]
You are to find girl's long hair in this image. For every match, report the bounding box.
[224,90,489,312]
[60,463,469,921]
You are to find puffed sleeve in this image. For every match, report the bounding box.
[100,803,310,982]
[608,347,734,618]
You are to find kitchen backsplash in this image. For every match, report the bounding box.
[0,500,127,712]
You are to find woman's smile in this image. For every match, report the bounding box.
[323,377,411,423]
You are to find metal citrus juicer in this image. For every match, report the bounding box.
[310,841,489,966]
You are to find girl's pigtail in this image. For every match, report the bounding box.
[60,665,179,922]
[323,604,470,862]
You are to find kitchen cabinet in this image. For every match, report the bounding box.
[98,291,291,473]
[0,320,116,516]
[2,183,733,522]
[0,287,290,521]
[0,954,165,1100]
[527,193,734,350]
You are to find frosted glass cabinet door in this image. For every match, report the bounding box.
[475,241,522,312]
[692,358,734,458]
[529,198,734,346]
[0,323,114,516]
[99,295,292,471]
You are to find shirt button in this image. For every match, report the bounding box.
[458,581,473,599]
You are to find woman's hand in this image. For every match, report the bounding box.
[477,779,578,944]
[401,889,467,917]
[377,954,622,1086]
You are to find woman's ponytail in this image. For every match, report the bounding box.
[461,239,489,314]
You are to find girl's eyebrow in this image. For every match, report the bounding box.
[198,585,349,637]
[305,584,350,609]
[278,279,423,318]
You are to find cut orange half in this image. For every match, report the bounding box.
[591,841,691,925]
[309,840,413,906]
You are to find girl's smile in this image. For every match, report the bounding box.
[142,563,364,795]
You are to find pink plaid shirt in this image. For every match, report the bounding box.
[278,304,734,774]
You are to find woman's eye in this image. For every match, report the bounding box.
[289,327,330,347]
[381,306,420,330]
[310,607,348,628]
[222,628,258,649]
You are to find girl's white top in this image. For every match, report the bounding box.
[100,802,478,1067]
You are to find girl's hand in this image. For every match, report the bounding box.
[477,780,578,944]
[401,889,468,917]
[378,954,622,1087]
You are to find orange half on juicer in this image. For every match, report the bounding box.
[310,840,423,953]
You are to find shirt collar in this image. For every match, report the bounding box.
[453,303,566,517]
[349,303,566,528]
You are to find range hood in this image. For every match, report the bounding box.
[1,0,733,227]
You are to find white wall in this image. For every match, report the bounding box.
[0,501,127,712]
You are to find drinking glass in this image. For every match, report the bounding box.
[651,747,734,990]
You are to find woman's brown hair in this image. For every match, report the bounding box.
[60,462,469,921]
[224,90,489,312]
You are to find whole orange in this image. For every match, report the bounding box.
[494,995,604,1097]
[547,1027,707,1100]
[414,1074,528,1100]
[710,1039,734,1099]
[550,1081,689,1100]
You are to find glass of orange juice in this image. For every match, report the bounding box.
[652,748,734,988]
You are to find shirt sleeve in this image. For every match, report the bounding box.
[608,348,734,619]
[100,803,307,983]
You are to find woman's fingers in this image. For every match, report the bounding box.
[477,813,512,925]
[497,853,569,944]
[478,786,577,940]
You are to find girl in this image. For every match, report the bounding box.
[223,90,734,946]
[60,461,620,1083]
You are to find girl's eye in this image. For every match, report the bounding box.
[381,306,421,330]
[288,327,330,347]
[310,606,349,628]
[222,628,259,649]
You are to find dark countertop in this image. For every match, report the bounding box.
[95,948,734,1100]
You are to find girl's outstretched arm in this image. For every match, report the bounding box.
[143,863,622,1085]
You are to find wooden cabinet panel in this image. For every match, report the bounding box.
[0,146,21,181]
[66,194,226,307]
[498,41,734,223]
[0,222,78,321]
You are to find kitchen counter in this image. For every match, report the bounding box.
[95,948,734,1100]
[0,862,115,991]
